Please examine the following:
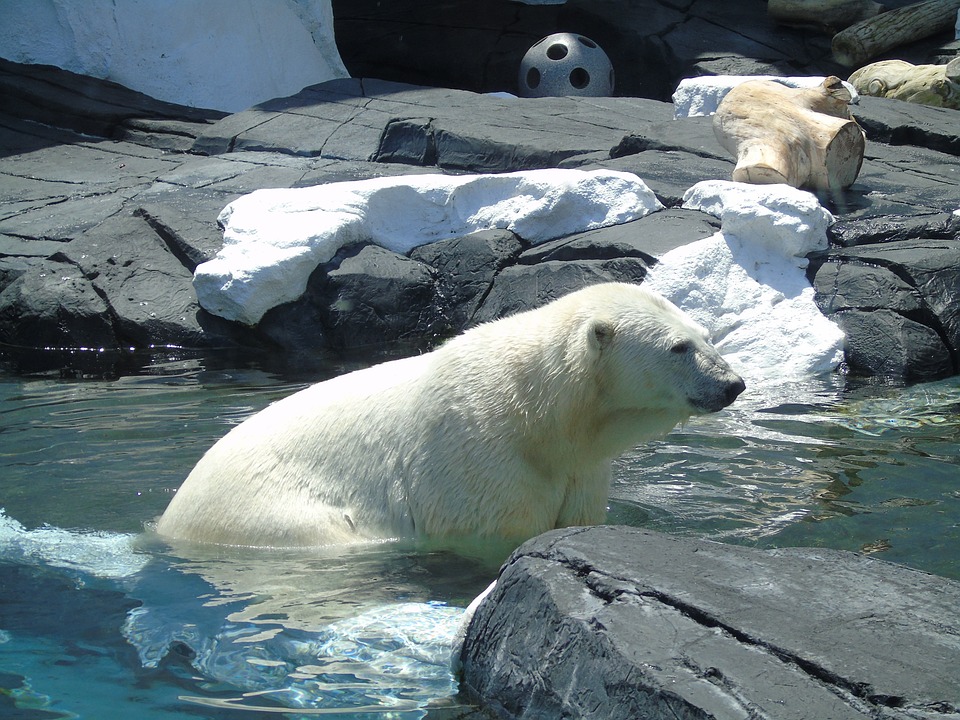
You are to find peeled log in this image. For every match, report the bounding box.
[849,57,960,108]
[768,0,885,33]
[713,78,866,191]
[832,0,960,67]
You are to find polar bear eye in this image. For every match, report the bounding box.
[670,341,692,355]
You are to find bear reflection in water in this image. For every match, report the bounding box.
[157,283,744,548]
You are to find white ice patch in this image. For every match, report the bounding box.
[195,169,662,325]
[672,75,859,118]
[645,181,845,387]
[0,509,149,579]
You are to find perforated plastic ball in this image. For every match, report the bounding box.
[518,33,614,98]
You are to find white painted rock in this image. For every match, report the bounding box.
[672,75,859,118]
[0,0,347,112]
[644,181,844,383]
[196,169,662,325]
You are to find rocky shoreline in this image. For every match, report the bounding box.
[1,57,958,380]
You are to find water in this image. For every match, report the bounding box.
[1,351,958,718]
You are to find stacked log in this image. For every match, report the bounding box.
[713,77,866,192]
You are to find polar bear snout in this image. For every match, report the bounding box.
[694,374,746,413]
[720,375,747,408]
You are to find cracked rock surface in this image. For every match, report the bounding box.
[459,526,960,720]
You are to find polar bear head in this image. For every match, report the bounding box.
[564,283,745,452]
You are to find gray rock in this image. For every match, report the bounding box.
[828,212,960,248]
[592,120,736,206]
[459,526,960,720]
[521,210,718,265]
[135,200,228,271]
[322,244,439,350]
[852,95,960,157]
[0,257,117,350]
[53,213,210,348]
[832,309,953,381]
[835,145,960,219]
[809,238,960,378]
[475,257,650,323]
[410,229,525,332]
[811,262,924,315]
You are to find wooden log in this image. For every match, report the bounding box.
[768,0,885,33]
[848,57,960,108]
[713,78,866,191]
[832,0,960,67]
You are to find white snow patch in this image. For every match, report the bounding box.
[196,169,662,325]
[645,181,845,387]
[0,0,347,112]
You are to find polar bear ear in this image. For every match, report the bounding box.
[588,319,616,352]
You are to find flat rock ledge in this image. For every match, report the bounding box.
[458,526,960,720]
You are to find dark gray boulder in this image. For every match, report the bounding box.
[471,211,719,322]
[320,244,439,350]
[809,238,960,379]
[410,229,525,333]
[831,309,953,381]
[828,212,960,248]
[459,526,960,720]
[522,210,719,265]
[475,257,651,323]
[0,257,116,351]
[852,95,960,158]
[259,243,440,353]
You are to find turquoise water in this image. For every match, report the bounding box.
[1,351,958,718]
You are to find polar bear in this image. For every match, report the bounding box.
[156,282,744,547]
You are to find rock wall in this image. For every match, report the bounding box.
[1,0,959,382]
[1,60,959,379]
[331,0,950,101]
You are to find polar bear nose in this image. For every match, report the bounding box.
[724,377,747,406]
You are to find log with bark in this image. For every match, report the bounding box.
[832,0,960,67]
[768,0,886,33]
[713,77,866,192]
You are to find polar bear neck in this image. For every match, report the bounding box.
[426,308,673,474]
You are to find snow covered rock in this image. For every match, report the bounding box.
[644,181,845,384]
[195,169,662,325]
[672,75,858,118]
